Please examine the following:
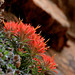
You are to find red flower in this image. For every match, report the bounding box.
[4,21,19,36]
[41,54,57,73]
[3,21,57,74]
[4,21,35,41]
[19,48,27,53]
[29,34,48,56]
[4,21,49,56]
[17,22,36,42]
[33,58,42,72]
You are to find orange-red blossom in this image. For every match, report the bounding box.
[4,21,48,55]
[33,54,57,74]
[33,58,42,72]
[4,21,57,73]
[41,54,57,73]
[29,34,48,56]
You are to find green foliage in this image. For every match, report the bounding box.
[0,30,44,75]
[0,21,57,75]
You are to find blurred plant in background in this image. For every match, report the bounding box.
[0,21,57,75]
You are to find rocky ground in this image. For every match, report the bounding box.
[47,39,75,75]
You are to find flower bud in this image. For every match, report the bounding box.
[7,72,13,75]
[16,61,21,68]
[13,55,19,62]
[15,70,20,74]
[7,68,12,73]
[0,52,3,58]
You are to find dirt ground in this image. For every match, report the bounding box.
[47,39,75,75]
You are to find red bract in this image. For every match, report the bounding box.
[4,21,35,41]
[4,21,48,56]
[17,22,36,42]
[3,21,57,74]
[19,48,27,53]
[33,58,42,72]
[41,54,57,74]
[29,34,47,56]
[4,21,19,36]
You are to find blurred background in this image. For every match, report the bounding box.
[0,0,75,75]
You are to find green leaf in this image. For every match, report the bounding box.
[0,49,2,52]
[12,65,16,69]
[4,51,9,55]
[2,56,5,60]
[1,34,4,37]
[0,72,3,74]
[2,47,5,52]
[0,39,1,42]
[23,39,29,43]
[14,73,17,75]
[8,63,16,69]
[6,41,9,45]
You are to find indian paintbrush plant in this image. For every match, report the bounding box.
[0,20,57,75]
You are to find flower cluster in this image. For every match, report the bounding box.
[4,21,47,56]
[33,58,42,72]
[4,21,19,36]
[4,21,57,74]
[41,54,57,73]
